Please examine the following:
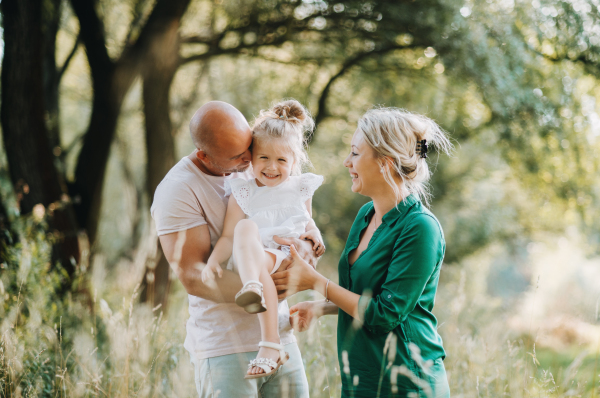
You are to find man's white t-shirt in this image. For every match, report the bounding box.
[151,157,295,360]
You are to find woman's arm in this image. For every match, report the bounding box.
[359,214,443,334]
[273,245,362,319]
[275,215,443,332]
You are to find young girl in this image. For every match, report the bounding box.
[201,100,324,379]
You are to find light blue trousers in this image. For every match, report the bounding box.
[192,342,310,398]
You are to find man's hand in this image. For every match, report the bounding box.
[289,301,321,332]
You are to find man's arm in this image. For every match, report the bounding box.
[159,225,242,303]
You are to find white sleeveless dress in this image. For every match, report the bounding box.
[225,173,324,274]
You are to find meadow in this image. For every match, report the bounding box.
[2,0,600,396]
[2,132,599,396]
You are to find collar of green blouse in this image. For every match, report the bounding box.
[361,194,419,227]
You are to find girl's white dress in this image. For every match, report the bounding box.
[224,173,324,274]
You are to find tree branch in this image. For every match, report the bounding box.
[69,0,114,74]
[58,33,80,81]
[311,45,409,140]
[527,43,600,75]
[179,38,289,65]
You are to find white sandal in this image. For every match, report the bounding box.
[245,341,290,379]
[235,280,267,314]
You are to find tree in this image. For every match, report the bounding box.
[136,0,600,305]
[1,0,80,275]
[68,0,192,246]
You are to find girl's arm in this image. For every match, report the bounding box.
[300,198,325,256]
[303,198,318,232]
[203,195,246,279]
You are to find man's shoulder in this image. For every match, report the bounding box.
[152,158,200,208]
[160,157,197,184]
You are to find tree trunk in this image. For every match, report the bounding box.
[69,0,191,247]
[42,0,62,152]
[139,15,182,310]
[1,0,80,275]
[0,194,14,263]
[68,0,132,245]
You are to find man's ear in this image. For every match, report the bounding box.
[196,150,209,162]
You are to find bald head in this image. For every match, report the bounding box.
[190,101,250,151]
[189,101,253,175]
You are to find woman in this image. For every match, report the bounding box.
[273,108,452,397]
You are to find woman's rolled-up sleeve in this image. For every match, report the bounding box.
[359,214,443,335]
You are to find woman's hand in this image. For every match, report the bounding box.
[272,244,326,299]
[289,301,321,332]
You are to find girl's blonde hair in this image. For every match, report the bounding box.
[252,99,314,175]
[357,107,452,206]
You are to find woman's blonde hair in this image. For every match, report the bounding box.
[357,107,452,206]
[252,99,314,175]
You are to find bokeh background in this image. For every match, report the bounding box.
[1,0,600,396]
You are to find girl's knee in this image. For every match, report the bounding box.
[234,219,259,237]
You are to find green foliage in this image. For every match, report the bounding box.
[0,209,192,397]
[0,212,71,397]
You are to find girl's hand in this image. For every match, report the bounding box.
[201,259,223,283]
[299,230,326,256]
[289,301,321,332]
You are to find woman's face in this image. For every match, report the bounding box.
[343,130,385,197]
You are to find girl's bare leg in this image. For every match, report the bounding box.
[233,219,281,375]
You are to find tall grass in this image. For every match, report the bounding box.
[1,214,193,397]
[1,214,599,397]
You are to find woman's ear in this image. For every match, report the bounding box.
[379,157,394,173]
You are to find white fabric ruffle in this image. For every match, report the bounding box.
[225,173,324,255]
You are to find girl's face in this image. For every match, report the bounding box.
[252,139,295,187]
[343,130,386,197]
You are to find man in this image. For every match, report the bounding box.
[151,101,315,397]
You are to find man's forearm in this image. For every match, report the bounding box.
[178,266,243,303]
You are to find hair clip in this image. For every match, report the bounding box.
[279,115,286,120]
[416,139,428,158]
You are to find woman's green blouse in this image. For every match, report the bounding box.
[337,195,446,397]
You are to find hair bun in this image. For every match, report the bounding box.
[273,100,306,122]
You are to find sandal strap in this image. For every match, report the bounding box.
[248,358,278,372]
[243,280,263,289]
[258,341,287,362]
[258,341,283,351]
